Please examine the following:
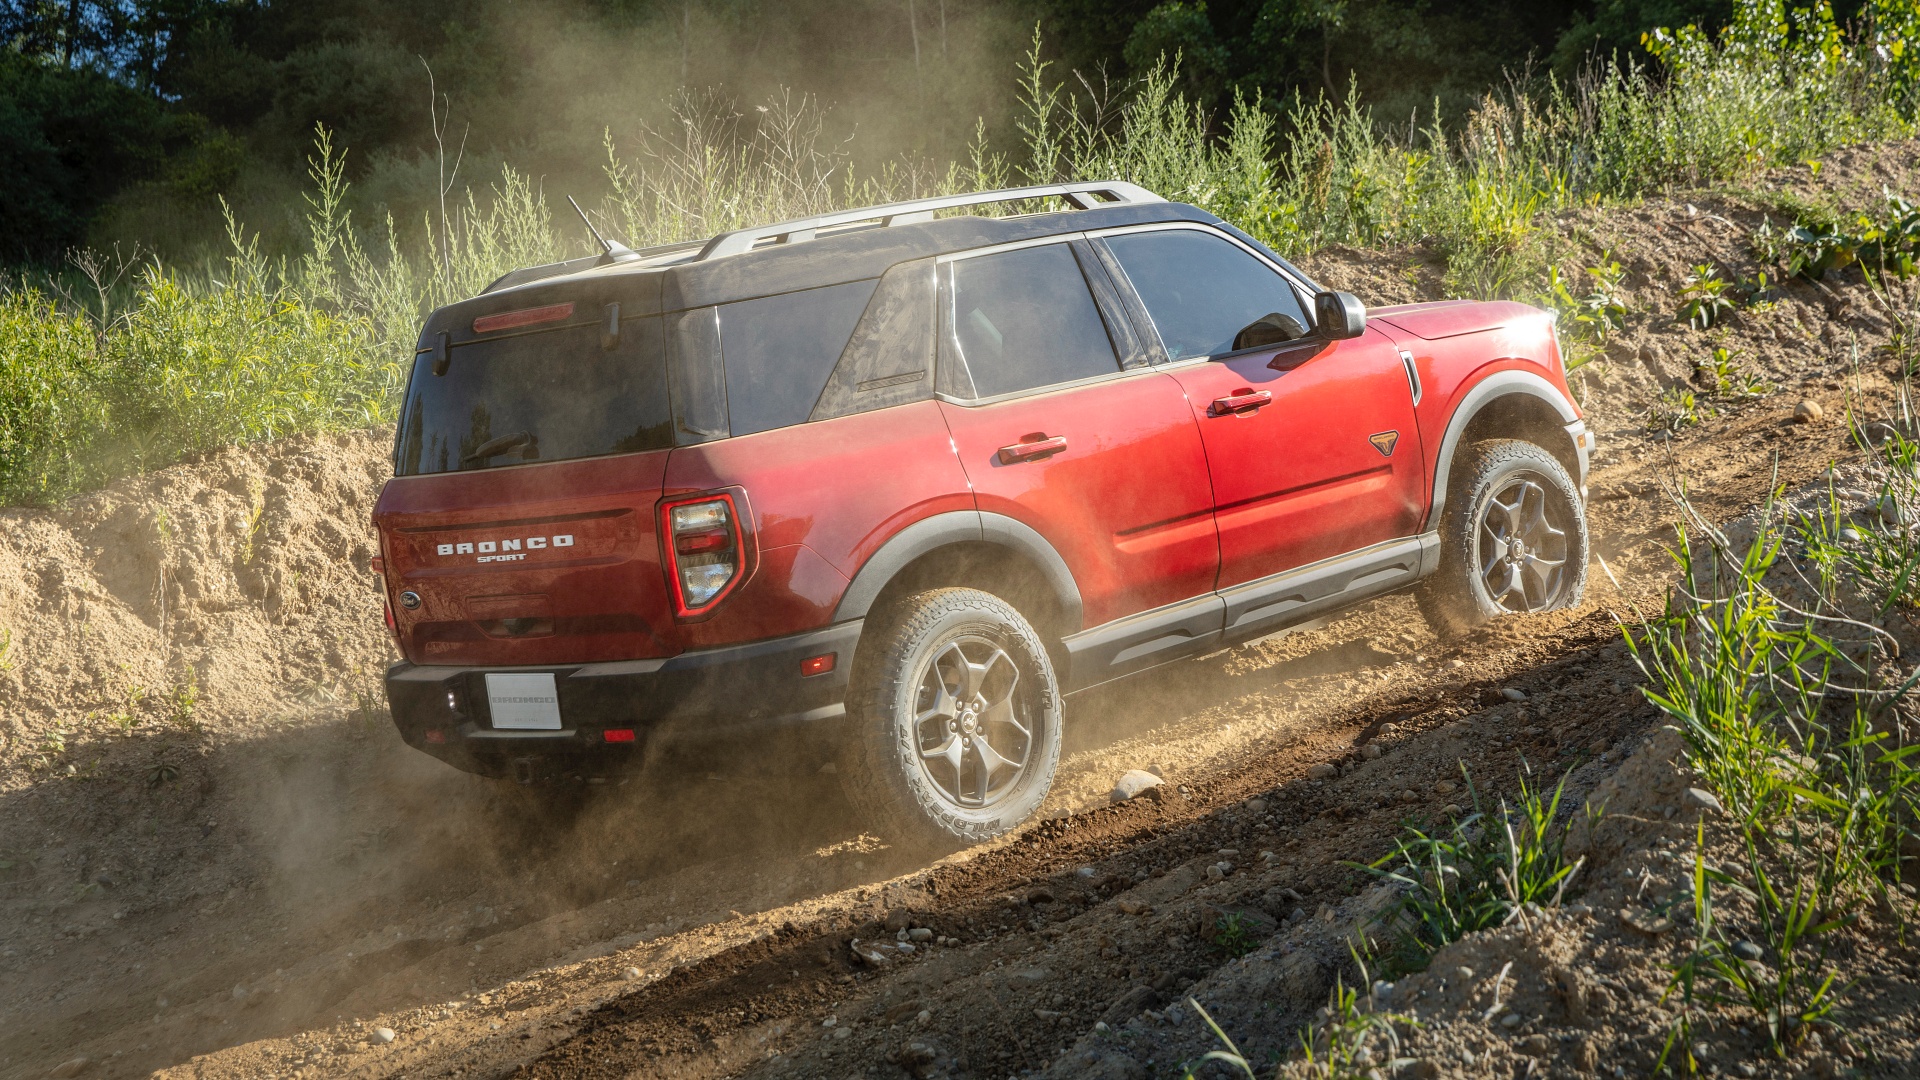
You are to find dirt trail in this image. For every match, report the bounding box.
[1,142,1915,1080]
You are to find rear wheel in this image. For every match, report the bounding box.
[840,588,1062,850]
[1416,439,1589,637]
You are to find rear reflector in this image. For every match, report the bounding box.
[801,653,836,677]
[603,729,636,743]
[472,302,575,334]
[425,730,447,744]
[370,556,385,575]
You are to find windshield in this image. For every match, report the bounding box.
[394,316,672,476]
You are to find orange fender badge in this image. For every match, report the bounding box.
[1369,430,1400,457]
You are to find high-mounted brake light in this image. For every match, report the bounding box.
[660,493,747,617]
[472,302,575,335]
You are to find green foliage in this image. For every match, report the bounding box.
[1209,910,1262,958]
[1678,263,1736,329]
[1660,823,1848,1068]
[1363,768,1585,963]
[1695,345,1772,398]
[1647,385,1709,432]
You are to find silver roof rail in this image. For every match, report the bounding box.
[694,180,1164,261]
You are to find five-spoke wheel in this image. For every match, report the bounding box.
[840,588,1062,848]
[1417,438,1589,636]
[1476,476,1574,613]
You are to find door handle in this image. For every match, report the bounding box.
[997,434,1069,463]
[1209,388,1272,415]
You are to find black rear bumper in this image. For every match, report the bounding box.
[385,620,862,779]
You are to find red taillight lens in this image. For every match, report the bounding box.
[370,555,385,575]
[660,494,745,617]
[603,729,636,743]
[472,302,574,334]
[800,653,836,677]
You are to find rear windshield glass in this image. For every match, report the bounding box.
[395,316,671,476]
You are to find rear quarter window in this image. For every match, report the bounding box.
[395,315,670,476]
[719,279,878,437]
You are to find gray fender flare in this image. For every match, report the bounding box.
[1423,369,1581,532]
[831,510,1084,628]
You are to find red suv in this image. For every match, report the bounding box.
[372,181,1591,845]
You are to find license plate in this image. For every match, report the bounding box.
[485,673,562,730]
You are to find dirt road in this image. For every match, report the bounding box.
[2,143,1914,1080]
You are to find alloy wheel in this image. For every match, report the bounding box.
[1476,474,1572,613]
[911,635,1032,811]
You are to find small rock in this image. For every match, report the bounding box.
[1736,1063,1758,1078]
[1117,899,1151,915]
[1399,789,1420,802]
[1500,1012,1523,1029]
[1307,762,1337,780]
[1523,1033,1551,1055]
[1442,803,1462,817]
[1501,687,1529,702]
[1076,865,1098,878]
[907,927,934,942]
[232,984,248,1000]
[622,966,643,980]
[1245,798,1268,813]
[1684,787,1724,813]
[1362,744,1382,760]
[1205,864,1226,881]
[1876,495,1905,525]
[1454,966,1475,981]
[48,1059,89,1078]
[1839,527,1864,543]
[832,1026,852,1040]
[1147,763,1166,777]
[1372,979,1394,1000]
[1732,940,1764,962]
[1434,779,1457,795]
[1794,399,1824,424]
[1590,739,1609,755]
[1109,769,1165,803]
[1449,658,1465,668]
[1008,967,1050,985]
[1861,420,1903,446]
[885,908,913,932]
[372,1027,396,1045]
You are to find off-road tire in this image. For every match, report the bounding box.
[1416,438,1589,637]
[840,588,1062,851]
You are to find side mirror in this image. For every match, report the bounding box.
[1314,291,1367,340]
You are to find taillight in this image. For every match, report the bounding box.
[661,493,746,617]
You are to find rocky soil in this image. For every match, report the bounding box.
[2,141,1919,1080]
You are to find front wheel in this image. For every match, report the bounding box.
[1416,438,1589,637]
[840,588,1062,850]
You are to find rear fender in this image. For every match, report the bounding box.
[832,510,1084,632]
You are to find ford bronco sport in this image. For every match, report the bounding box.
[372,180,1592,846]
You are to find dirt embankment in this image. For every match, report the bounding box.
[1,141,1918,1080]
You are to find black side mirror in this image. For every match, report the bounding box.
[1314,291,1367,340]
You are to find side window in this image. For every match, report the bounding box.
[1102,229,1312,360]
[947,243,1120,399]
[719,279,878,437]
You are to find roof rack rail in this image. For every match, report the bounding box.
[694,180,1163,261]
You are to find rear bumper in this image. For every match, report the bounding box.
[385,620,863,779]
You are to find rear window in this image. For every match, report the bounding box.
[395,316,671,476]
[719,279,877,437]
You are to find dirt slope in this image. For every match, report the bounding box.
[1,141,1917,1080]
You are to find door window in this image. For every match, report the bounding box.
[1103,229,1312,360]
[947,243,1120,398]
